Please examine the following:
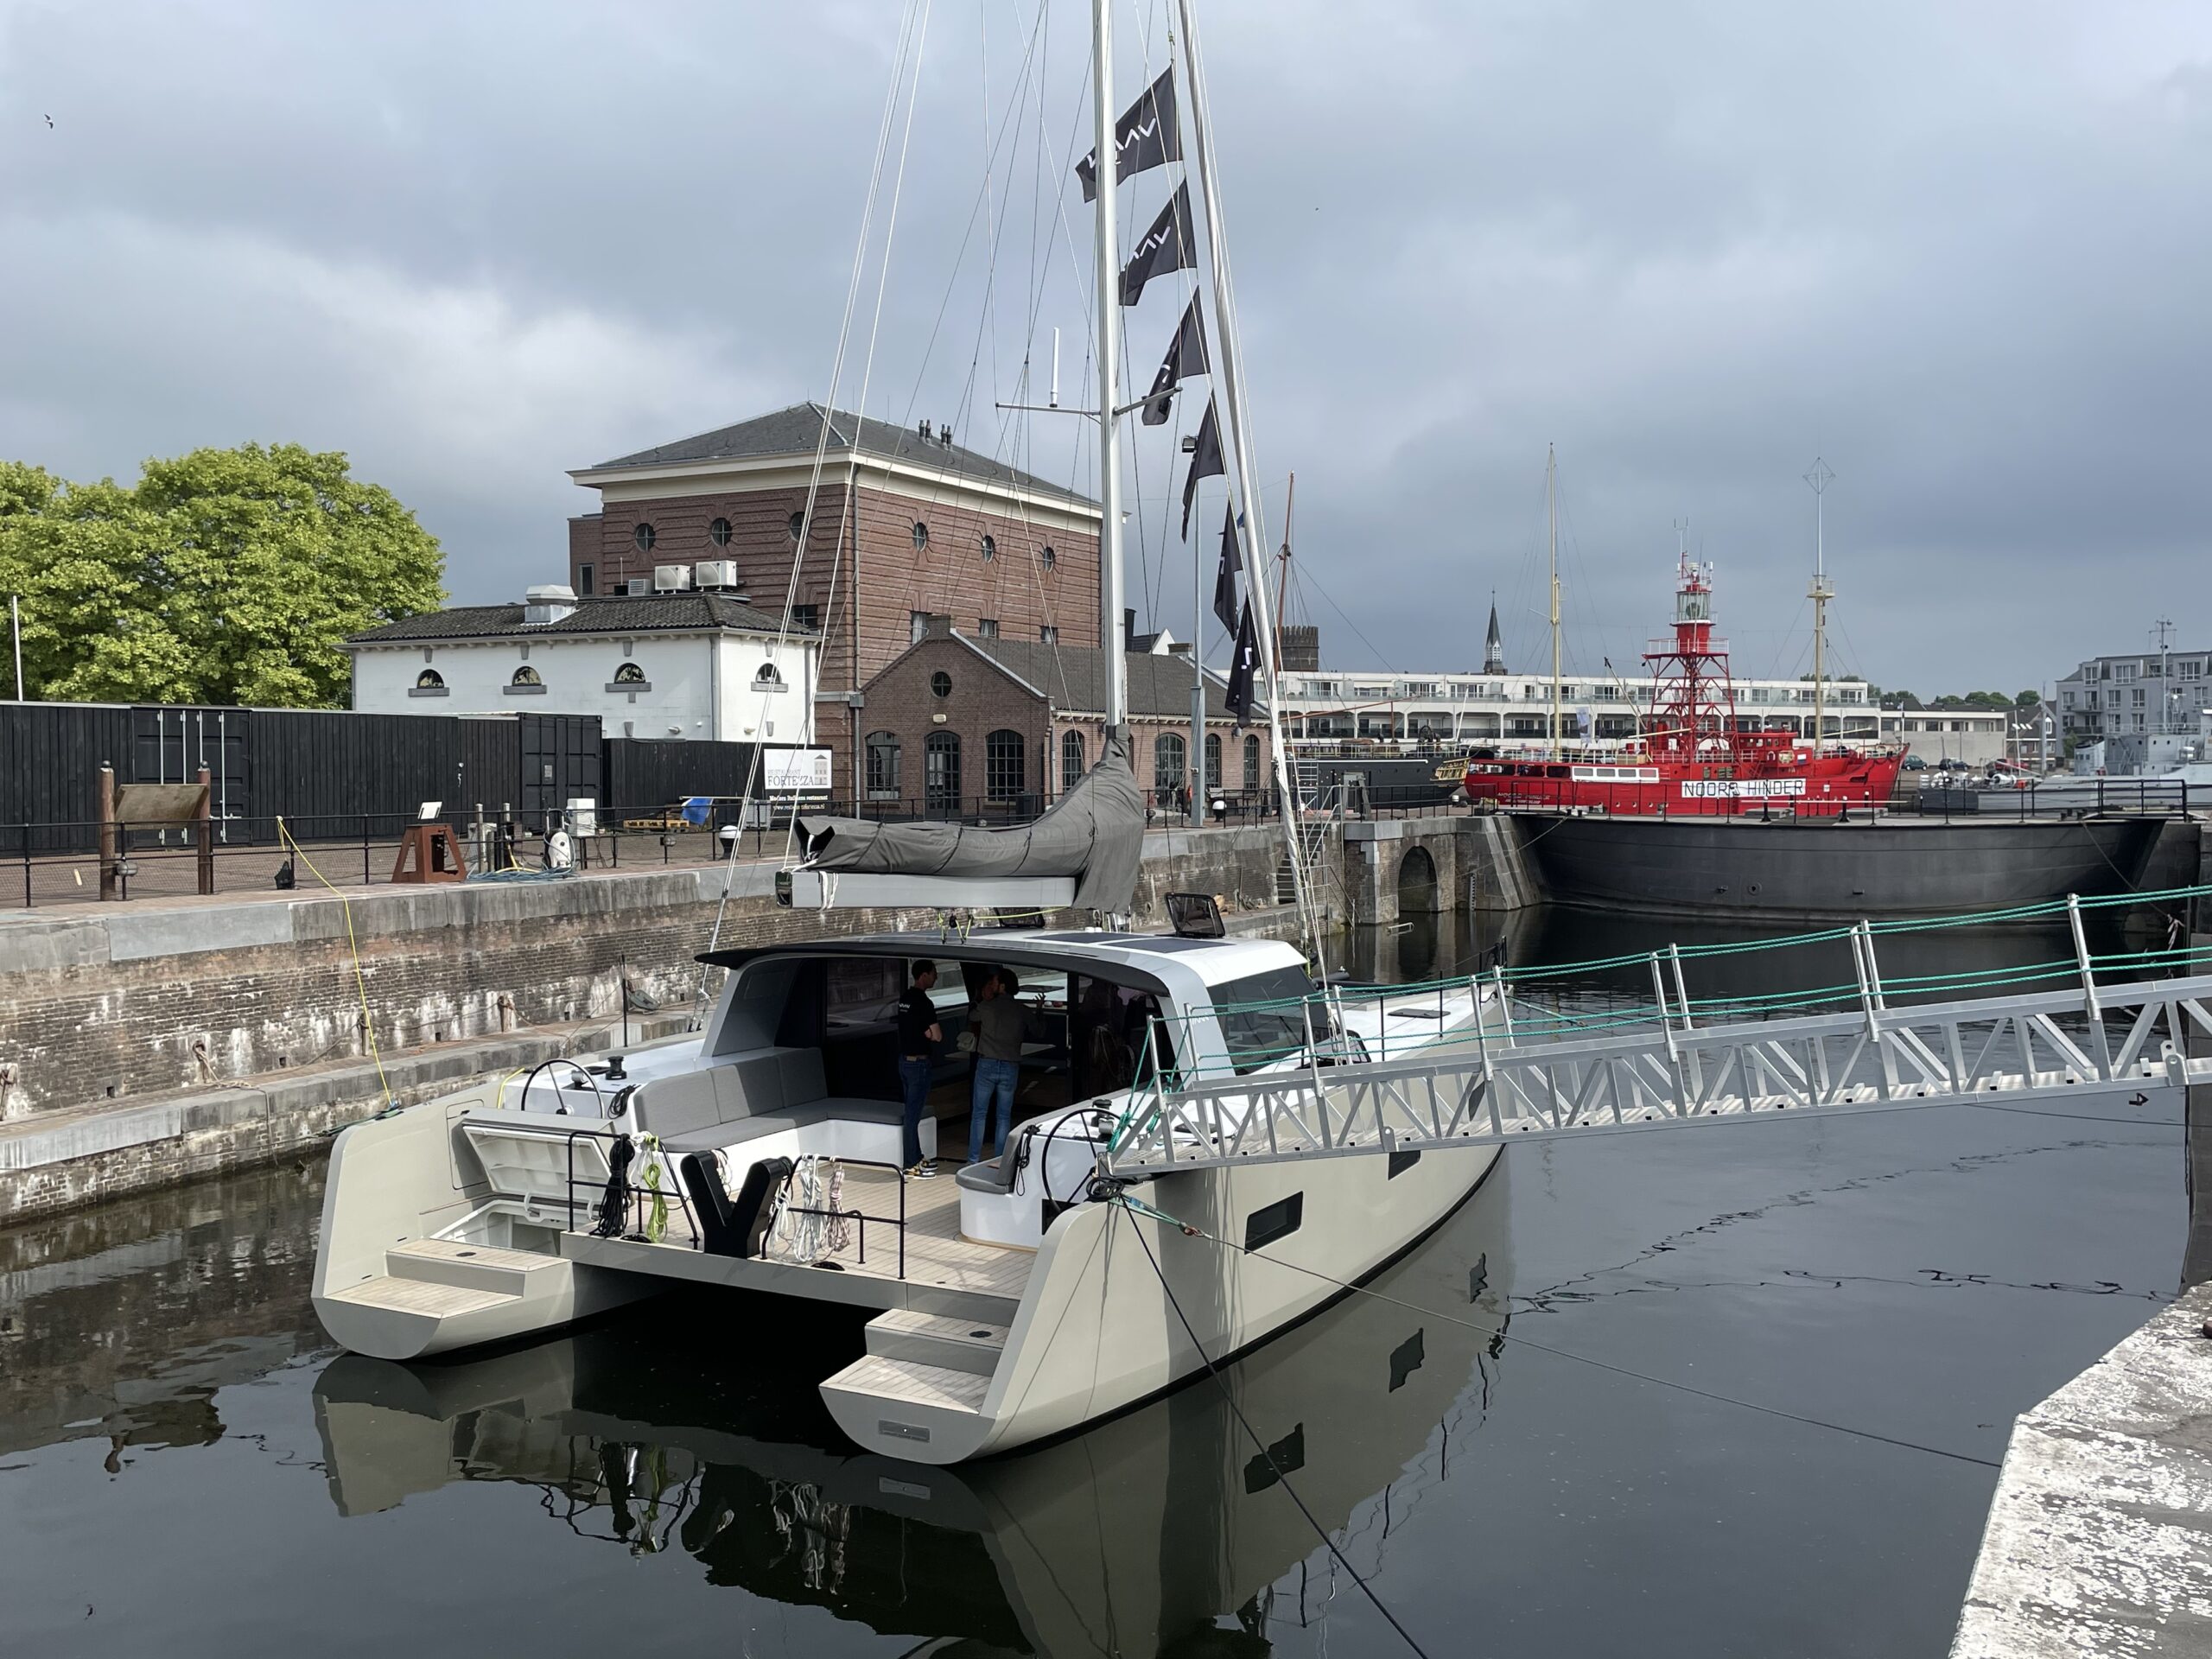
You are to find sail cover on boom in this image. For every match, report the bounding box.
[791,734,1144,912]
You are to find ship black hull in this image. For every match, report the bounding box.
[1511,810,2163,921]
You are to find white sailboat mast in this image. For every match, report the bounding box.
[1092,0,1128,730]
[1548,445,1561,764]
[1175,0,1319,948]
[1805,458,1834,758]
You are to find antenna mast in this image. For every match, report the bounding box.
[1803,457,1835,757]
[2153,615,2176,733]
[1548,444,1562,764]
[1091,0,1127,731]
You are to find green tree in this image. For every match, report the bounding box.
[0,444,443,707]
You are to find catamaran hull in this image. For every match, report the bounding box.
[1511,810,2161,921]
[819,1140,1498,1465]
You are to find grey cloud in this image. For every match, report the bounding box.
[3,0,2209,693]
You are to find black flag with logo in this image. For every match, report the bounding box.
[1141,296,1209,426]
[1077,67,1182,202]
[1213,501,1243,634]
[1180,396,1224,540]
[1122,182,1196,307]
[1224,600,1260,729]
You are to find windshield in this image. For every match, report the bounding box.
[1214,966,1328,1074]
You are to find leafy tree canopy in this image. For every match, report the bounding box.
[0,445,443,707]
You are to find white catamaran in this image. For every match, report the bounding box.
[313,0,1504,1466]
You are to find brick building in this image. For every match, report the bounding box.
[566,404,1101,793]
[857,617,1271,816]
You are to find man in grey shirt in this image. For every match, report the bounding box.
[967,969,1039,1164]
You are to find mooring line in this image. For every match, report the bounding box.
[1114,1201,1433,1659]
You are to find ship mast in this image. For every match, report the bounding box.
[1548,444,1561,764]
[1092,0,1128,732]
[1804,458,1834,758]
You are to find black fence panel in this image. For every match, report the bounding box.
[0,704,137,851]
[519,713,603,828]
[602,738,763,811]
[459,716,523,817]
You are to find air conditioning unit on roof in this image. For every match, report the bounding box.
[694,559,742,592]
[652,564,695,592]
[623,578,652,597]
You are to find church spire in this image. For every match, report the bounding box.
[1483,590,1506,675]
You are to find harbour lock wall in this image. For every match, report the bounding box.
[0,823,1313,1222]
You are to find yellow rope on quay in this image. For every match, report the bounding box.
[276,816,393,1106]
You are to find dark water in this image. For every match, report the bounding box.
[0,911,2187,1657]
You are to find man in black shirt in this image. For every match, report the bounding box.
[895,960,942,1177]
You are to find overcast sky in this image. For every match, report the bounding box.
[4,1,2209,694]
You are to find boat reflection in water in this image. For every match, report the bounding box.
[313,1173,1512,1657]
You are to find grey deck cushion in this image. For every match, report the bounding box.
[955,1156,1015,1194]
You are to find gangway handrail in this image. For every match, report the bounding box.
[1107,949,2212,1175]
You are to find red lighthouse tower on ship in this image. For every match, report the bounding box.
[1463,553,1905,817]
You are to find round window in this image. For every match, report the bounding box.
[709,518,733,548]
[1040,545,1057,571]
[930,671,952,698]
[912,521,930,551]
[980,534,995,563]
[632,523,656,552]
[788,511,805,541]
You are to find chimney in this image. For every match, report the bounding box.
[925,613,955,639]
[523,583,578,625]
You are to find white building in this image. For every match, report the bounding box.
[347,583,820,744]
[1273,671,2008,767]
[2056,645,2210,747]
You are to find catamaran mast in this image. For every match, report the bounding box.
[1805,458,1834,758]
[1175,0,1319,951]
[1548,444,1561,764]
[1093,0,1128,733]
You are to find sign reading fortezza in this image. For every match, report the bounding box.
[1680,777,1809,799]
[764,748,834,794]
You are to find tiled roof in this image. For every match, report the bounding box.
[585,401,1097,512]
[346,594,809,645]
[954,635,1262,721]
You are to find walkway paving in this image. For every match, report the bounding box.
[1952,1279,2212,1656]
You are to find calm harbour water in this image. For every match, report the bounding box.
[0,908,2187,1657]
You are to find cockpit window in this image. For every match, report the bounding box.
[1214,966,1328,1074]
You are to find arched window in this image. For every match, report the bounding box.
[632,523,656,552]
[1205,732,1223,791]
[754,663,783,686]
[911,520,930,551]
[865,732,902,801]
[985,729,1026,803]
[1060,730,1085,794]
[1154,732,1186,797]
[613,662,645,684]
[708,518,733,548]
[980,533,996,563]
[788,511,806,541]
[1243,734,1262,790]
[1040,545,1057,572]
[415,668,445,690]
[925,731,961,811]
[511,664,542,687]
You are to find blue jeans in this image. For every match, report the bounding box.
[969,1058,1019,1164]
[898,1057,933,1168]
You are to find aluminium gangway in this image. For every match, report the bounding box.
[1104,913,2212,1177]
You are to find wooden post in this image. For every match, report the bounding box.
[194,767,215,896]
[97,764,118,902]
